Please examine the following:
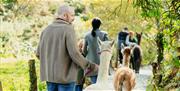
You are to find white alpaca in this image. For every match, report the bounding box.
[84,40,114,91]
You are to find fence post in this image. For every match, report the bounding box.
[0,81,2,91]
[28,59,37,91]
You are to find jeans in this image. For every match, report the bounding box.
[90,75,97,84]
[47,82,75,91]
[75,85,83,91]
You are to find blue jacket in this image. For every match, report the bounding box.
[117,31,129,48]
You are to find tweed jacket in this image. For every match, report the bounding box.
[36,19,91,83]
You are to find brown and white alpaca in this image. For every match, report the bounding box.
[114,46,136,91]
[84,40,114,91]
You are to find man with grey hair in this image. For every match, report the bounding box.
[36,4,98,91]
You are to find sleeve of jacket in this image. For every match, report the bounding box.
[66,26,90,70]
[126,35,136,46]
[82,35,88,57]
[36,32,43,59]
[125,35,130,46]
[134,37,138,44]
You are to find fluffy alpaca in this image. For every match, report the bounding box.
[84,40,114,91]
[131,44,142,73]
[114,47,136,91]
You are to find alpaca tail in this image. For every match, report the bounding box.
[114,71,125,91]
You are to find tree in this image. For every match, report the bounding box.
[134,0,180,90]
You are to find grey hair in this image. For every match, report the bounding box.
[56,4,74,18]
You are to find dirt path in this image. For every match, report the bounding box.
[95,65,153,91]
[83,65,153,91]
[132,65,153,91]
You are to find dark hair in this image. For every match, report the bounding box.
[91,18,102,37]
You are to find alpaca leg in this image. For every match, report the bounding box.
[114,76,122,91]
[130,56,135,70]
[130,73,136,89]
[136,60,140,73]
[135,58,142,73]
[134,59,138,73]
[125,80,132,91]
[119,49,123,64]
[116,83,122,91]
[119,83,123,91]
[137,57,142,73]
[116,48,119,68]
[114,74,119,91]
[114,72,124,91]
[133,56,139,73]
[114,80,121,91]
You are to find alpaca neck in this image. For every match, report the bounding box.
[97,51,112,83]
[138,39,141,45]
[123,54,130,67]
[137,36,141,45]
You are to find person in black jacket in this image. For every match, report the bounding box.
[117,27,129,65]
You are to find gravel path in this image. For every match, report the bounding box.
[110,65,153,91]
[132,66,153,91]
[84,66,153,91]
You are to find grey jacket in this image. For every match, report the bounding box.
[36,19,92,83]
[83,29,108,76]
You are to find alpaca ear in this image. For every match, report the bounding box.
[110,40,115,47]
[141,32,143,35]
[136,32,138,35]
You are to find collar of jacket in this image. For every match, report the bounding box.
[95,29,100,31]
[53,18,71,25]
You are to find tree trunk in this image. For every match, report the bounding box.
[153,18,164,87]
[28,59,37,91]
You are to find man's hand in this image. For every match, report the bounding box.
[85,63,98,76]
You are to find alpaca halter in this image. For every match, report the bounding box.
[98,49,112,54]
